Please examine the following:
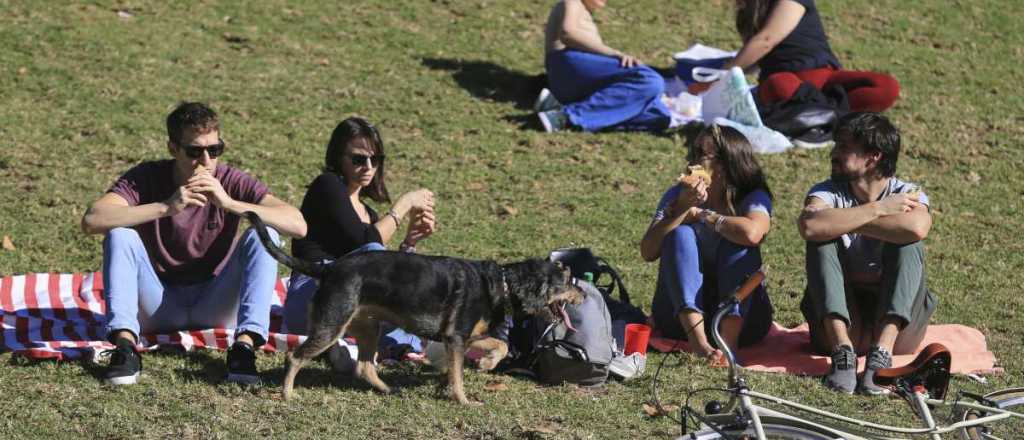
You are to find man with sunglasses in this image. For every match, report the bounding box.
[81,102,307,386]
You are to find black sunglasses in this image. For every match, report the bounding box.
[180,140,226,159]
[347,153,385,168]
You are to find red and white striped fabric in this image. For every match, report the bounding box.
[0,272,305,360]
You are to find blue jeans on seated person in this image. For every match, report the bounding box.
[545,49,671,132]
[651,225,773,348]
[102,226,280,347]
[283,242,423,354]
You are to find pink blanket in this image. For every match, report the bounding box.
[649,322,1001,375]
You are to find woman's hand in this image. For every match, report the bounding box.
[398,189,435,213]
[673,178,708,214]
[403,208,435,246]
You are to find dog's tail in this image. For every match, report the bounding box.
[244,211,325,279]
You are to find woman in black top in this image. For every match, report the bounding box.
[284,117,435,364]
[722,0,899,113]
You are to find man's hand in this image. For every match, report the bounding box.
[164,185,208,216]
[186,170,236,211]
[876,193,921,217]
[618,53,640,68]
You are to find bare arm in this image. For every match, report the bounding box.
[81,192,172,235]
[705,210,772,247]
[854,203,931,243]
[798,194,923,243]
[228,194,307,238]
[372,189,436,245]
[723,0,805,71]
[640,207,701,262]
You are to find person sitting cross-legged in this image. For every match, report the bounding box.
[81,102,307,385]
[797,112,936,395]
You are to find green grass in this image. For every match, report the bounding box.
[1,0,1023,438]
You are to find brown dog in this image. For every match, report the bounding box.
[246,212,582,404]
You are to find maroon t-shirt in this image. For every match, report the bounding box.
[108,160,270,285]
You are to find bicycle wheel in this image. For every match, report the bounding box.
[683,422,842,439]
[959,387,1024,440]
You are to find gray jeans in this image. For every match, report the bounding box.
[800,240,936,355]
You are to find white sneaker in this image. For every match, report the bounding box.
[538,109,568,133]
[608,352,646,381]
[533,88,562,112]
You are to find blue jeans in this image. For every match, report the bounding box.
[102,226,280,347]
[545,49,671,132]
[283,243,423,353]
[651,225,773,347]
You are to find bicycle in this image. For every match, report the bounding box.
[675,268,1024,439]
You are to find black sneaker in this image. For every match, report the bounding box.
[859,346,893,395]
[225,341,260,384]
[825,344,856,394]
[102,341,142,386]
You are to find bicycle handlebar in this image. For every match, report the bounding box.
[711,266,767,388]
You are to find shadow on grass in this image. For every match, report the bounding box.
[259,360,441,397]
[420,57,547,111]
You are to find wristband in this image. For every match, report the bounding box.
[387,209,402,227]
[713,213,727,233]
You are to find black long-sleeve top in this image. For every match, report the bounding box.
[291,172,382,262]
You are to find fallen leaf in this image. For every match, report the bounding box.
[967,171,981,184]
[521,423,558,435]
[617,182,638,194]
[116,9,134,19]
[642,402,680,417]
[497,204,518,217]
[2,236,13,251]
[17,67,28,76]
[483,381,508,392]
[316,58,330,66]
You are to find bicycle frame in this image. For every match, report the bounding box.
[682,270,1024,439]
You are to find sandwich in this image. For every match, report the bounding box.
[678,165,712,186]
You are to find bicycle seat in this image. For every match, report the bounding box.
[873,343,952,399]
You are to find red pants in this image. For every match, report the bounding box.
[758,66,900,113]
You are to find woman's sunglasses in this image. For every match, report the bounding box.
[180,141,226,159]
[348,153,385,168]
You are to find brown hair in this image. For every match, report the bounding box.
[689,124,773,215]
[166,102,220,145]
[324,117,391,203]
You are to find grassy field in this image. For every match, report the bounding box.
[1,0,1023,438]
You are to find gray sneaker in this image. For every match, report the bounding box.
[608,352,646,381]
[538,109,568,133]
[533,88,562,112]
[859,346,893,395]
[825,345,857,394]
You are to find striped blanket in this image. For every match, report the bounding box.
[0,272,304,360]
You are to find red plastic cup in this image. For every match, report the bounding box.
[624,323,652,355]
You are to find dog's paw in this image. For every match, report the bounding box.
[477,357,500,371]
